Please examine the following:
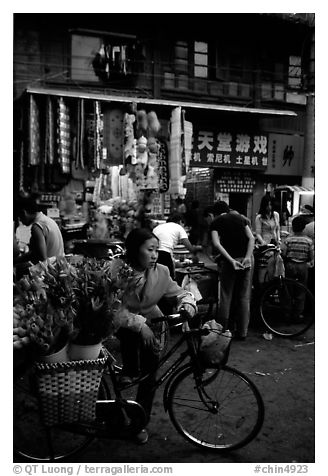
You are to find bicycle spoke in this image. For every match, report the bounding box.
[167,365,264,451]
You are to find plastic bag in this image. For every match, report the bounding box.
[267,253,285,280]
[181,275,203,302]
[198,319,232,368]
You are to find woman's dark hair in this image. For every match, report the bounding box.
[125,227,159,267]
[258,195,274,219]
[167,213,184,224]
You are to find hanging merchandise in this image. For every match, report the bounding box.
[18,112,29,198]
[136,110,148,137]
[134,110,162,191]
[123,112,137,174]
[19,140,27,197]
[85,109,95,170]
[157,139,169,193]
[103,108,123,167]
[57,97,71,174]
[147,111,161,137]
[44,96,55,165]
[183,115,193,171]
[77,98,85,169]
[168,106,186,196]
[29,94,41,166]
[94,101,103,170]
[180,109,187,178]
[72,99,88,180]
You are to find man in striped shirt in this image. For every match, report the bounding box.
[281,216,314,316]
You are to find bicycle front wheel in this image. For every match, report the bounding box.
[260,278,314,337]
[167,365,264,451]
[14,365,94,462]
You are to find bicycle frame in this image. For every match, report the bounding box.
[45,323,202,440]
[108,326,202,403]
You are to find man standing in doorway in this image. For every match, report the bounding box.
[210,201,254,340]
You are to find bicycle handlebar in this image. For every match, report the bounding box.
[151,311,189,324]
[254,243,280,257]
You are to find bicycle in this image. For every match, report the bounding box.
[14,312,264,461]
[255,245,315,338]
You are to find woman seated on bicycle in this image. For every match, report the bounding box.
[113,227,197,444]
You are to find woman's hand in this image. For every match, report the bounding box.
[241,257,252,269]
[231,259,245,271]
[180,303,196,319]
[140,324,158,348]
[179,304,196,333]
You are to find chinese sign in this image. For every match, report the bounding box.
[190,130,268,170]
[265,133,304,176]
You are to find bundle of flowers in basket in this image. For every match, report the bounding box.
[13,258,76,360]
[67,256,133,360]
[13,255,133,362]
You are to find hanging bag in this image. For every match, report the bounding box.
[198,320,232,368]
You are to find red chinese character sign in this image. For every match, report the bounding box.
[190,130,268,170]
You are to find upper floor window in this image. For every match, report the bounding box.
[174,41,188,74]
[70,32,137,83]
[288,55,302,89]
[194,41,208,78]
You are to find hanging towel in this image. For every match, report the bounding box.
[44,96,55,165]
[29,94,40,165]
[57,97,71,174]
[169,107,183,195]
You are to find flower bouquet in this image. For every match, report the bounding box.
[13,257,75,359]
[13,255,133,361]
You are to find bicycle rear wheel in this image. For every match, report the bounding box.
[14,365,95,462]
[167,365,264,451]
[260,278,314,337]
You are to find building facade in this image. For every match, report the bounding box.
[13,13,315,224]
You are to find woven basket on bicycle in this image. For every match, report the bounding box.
[33,348,109,427]
[196,320,232,368]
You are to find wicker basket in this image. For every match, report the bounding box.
[34,348,109,427]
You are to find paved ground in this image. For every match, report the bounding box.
[69,324,315,464]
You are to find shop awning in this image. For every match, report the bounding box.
[275,185,314,194]
[25,86,298,117]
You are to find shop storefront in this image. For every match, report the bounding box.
[14,90,197,248]
[189,128,269,220]
[14,87,299,248]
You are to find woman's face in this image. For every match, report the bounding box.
[136,237,159,270]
